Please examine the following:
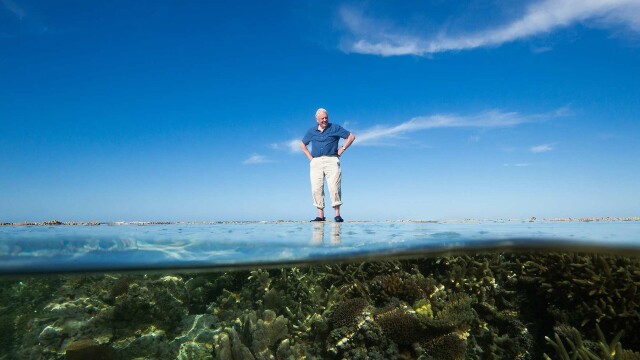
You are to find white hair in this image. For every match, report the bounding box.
[315,108,328,118]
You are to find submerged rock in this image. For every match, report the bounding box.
[177,341,214,360]
[65,339,115,360]
[112,325,171,359]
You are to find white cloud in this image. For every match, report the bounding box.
[242,154,272,165]
[270,108,564,152]
[530,144,554,153]
[271,139,301,153]
[356,108,564,145]
[340,0,640,56]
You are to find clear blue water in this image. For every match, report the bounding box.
[2,220,639,275]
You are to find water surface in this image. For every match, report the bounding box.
[1,220,639,275]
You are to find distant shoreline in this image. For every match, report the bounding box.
[2,217,639,226]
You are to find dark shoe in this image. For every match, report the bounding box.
[334,216,344,222]
[311,217,326,222]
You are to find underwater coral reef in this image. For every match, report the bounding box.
[1,252,639,359]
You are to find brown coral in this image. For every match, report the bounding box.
[422,332,467,360]
[374,307,425,345]
[109,276,134,299]
[436,293,475,325]
[329,297,369,329]
[370,272,436,305]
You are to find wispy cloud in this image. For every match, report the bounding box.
[270,108,565,153]
[530,144,554,153]
[270,139,301,153]
[468,135,481,143]
[340,0,640,56]
[2,0,26,20]
[2,0,49,35]
[2,0,27,20]
[531,45,553,54]
[504,163,531,167]
[242,154,272,165]
[356,108,565,145]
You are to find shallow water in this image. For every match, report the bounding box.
[1,220,640,359]
[1,220,639,275]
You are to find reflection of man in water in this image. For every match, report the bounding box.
[310,222,342,246]
[300,108,356,222]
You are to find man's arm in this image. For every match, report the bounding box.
[300,141,313,161]
[337,133,355,156]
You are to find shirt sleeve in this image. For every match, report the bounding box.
[336,125,351,139]
[302,129,312,145]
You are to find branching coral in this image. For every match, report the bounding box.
[517,253,640,348]
[544,324,640,360]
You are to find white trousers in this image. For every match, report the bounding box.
[310,156,342,209]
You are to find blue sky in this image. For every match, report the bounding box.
[1,0,639,222]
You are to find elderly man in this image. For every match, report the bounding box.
[300,108,356,222]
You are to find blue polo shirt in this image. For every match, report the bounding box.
[302,123,351,157]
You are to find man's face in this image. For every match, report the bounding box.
[316,112,328,129]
